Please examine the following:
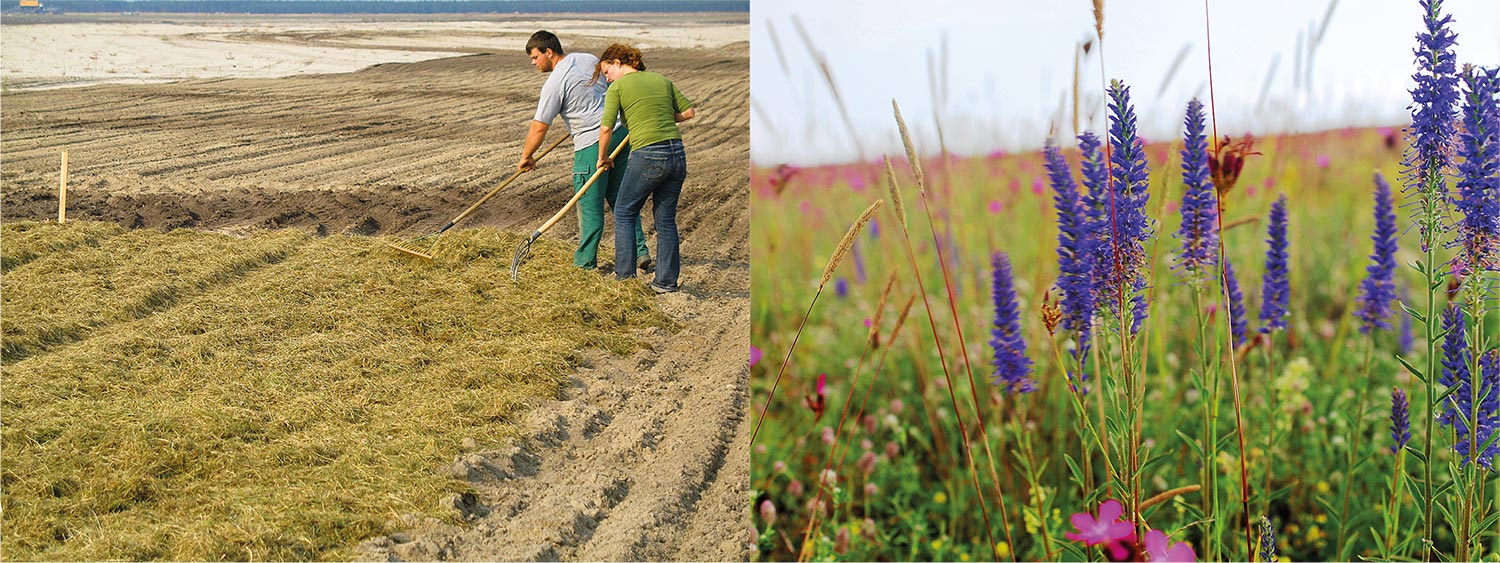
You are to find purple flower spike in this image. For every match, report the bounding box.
[1102,80,1154,335]
[1045,138,1098,365]
[1438,305,1469,430]
[1391,387,1412,453]
[1259,196,1290,333]
[1452,65,1500,274]
[1403,0,1461,196]
[1222,259,1249,347]
[1444,340,1500,468]
[1175,99,1219,279]
[989,252,1034,394]
[1357,173,1399,333]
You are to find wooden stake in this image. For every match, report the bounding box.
[58,150,68,224]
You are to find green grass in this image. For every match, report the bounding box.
[1,222,669,560]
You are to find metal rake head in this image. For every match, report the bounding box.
[509,231,541,281]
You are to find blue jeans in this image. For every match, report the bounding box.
[614,139,686,288]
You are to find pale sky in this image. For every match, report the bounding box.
[750,0,1500,165]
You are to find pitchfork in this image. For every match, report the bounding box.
[387,133,570,261]
[510,135,630,281]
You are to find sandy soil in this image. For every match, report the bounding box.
[0,14,751,561]
[0,13,748,90]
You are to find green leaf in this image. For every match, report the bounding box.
[1479,425,1500,454]
[1175,429,1204,459]
[1434,479,1456,499]
[1064,454,1086,488]
[1340,530,1364,561]
[1402,301,1427,323]
[1408,448,1428,464]
[1436,384,1461,406]
[1217,432,1237,450]
[1315,495,1340,519]
[1396,354,1426,381]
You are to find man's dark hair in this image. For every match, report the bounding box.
[526,31,564,56]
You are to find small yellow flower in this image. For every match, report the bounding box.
[1316,480,1330,494]
[1315,514,1327,524]
[1276,557,1290,563]
[851,522,861,537]
[1307,525,1324,542]
[995,542,1012,559]
[934,492,948,504]
[930,539,945,551]
[960,554,971,562]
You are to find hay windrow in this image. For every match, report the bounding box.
[0,222,670,561]
[0,220,124,273]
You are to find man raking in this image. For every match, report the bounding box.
[518,30,652,273]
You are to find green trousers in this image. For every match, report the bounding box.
[572,131,649,269]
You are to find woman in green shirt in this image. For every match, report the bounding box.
[596,43,696,293]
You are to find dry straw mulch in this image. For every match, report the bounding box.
[0,222,668,560]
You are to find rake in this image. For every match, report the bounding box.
[510,134,629,281]
[387,133,570,261]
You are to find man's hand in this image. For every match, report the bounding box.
[597,157,613,170]
[517,155,537,172]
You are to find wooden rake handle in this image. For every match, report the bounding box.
[440,133,570,233]
[533,135,630,237]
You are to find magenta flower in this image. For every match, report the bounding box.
[1031,177,1046,196]
[1066,500,1134,546]
[803,373,827,420]
[750,345,763,367]
[989,200,1004,214]
[1317,154,1331,168]
[1144,530,1196,562]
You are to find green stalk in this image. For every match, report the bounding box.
[1418,169,1442,558]
[1191,282,1220,561]
[1259,337,1281,516]
[1385,446,1407,556]
[1335,340,1375,556]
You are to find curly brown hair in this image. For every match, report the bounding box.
[592,43,645,83]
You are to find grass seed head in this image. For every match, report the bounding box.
[891,100,926,192]
[822,199,884,289]
[884,157,909,234]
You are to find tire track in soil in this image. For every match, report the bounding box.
[2,31,752,560]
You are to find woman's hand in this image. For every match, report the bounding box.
[598,157,613,170]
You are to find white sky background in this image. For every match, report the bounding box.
[750,0,1500,166]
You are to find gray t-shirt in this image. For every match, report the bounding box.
[533,52,615,152]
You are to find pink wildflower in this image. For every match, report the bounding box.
[803,373,827,420]
[749,345,762,367]
[759,499,777,525]
[856,451,877,475]
[989,200,1004,214]
[1143,530,1196,562]
[1065,500,1134,546]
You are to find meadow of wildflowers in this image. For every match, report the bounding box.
[749,1,1499,560]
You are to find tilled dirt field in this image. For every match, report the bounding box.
[1,22,751,561]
